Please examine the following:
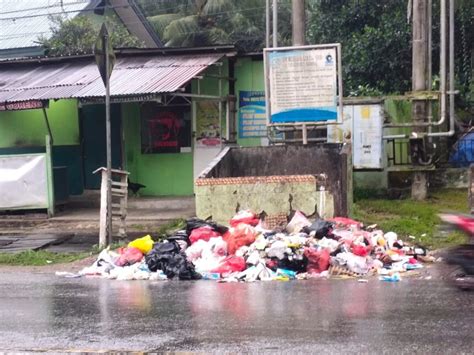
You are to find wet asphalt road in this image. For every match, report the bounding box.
[0,270,473,354]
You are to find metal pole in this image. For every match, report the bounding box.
[440,0,447,127]
[448,0,455,131]
[427,0,433,138]
[266,0,271,48]
[272,0,278,47]
[104,32,113,245]
[302,124,308,145]
[292,0,305,46]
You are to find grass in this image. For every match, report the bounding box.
[0,250,90,266]
[352,188,469,249]
[0,219,189,266]
[155,218,186,240]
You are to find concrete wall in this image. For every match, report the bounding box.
[196,144,352,223]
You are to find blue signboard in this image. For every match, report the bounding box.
[239,90,267,138]
[267,47,338,124]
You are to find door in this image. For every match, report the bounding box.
[80,104,122,189]
[193,100,224,179]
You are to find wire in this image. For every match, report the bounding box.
[0,6,268,41]
[0,0,90,15]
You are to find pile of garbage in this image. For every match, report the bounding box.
[62,210,428,282]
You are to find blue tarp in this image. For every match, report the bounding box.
[449,132,474,167]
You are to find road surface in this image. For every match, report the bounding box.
[0,268,472,353]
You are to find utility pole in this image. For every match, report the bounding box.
[411,0,429,200]
[292,0,305,46]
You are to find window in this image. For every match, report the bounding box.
[140,101,191,154]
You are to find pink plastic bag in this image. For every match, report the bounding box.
[328,217,362,228]
[115,247,143,266]
[189,226,221,244]
[304,248,330,274]
[211,256,247,275]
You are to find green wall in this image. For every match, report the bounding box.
[235,57,265,147]
[0,99,83,195]
[122,102,194,196]
[0,99,79,147]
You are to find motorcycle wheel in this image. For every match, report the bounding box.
[444,264,473,291]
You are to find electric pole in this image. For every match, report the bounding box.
[411,0,429,200]
[292,0,305,46]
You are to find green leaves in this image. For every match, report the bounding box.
[38,15,144,56]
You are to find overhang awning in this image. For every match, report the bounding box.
[0,52,224,104]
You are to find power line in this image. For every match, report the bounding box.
[0,3,131,21]
[0,6,267,40]
[0,0,90,16]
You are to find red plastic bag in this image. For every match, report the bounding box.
[223,223,257,254]
[304,248,330,274]
[230,210,260,227]
[115,247,143,266]
[352,244,370,257]
[211,255,247,275]
[189,226,221,244]
[328,217,362,228]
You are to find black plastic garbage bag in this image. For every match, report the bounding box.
[167,230,190,246]
[186,217,228,235]
[276,256,308,273]
[145,241,201,280]
[302,219,333,239]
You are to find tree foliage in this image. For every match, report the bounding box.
[140,0,292,50]
[307,1,413,95]
[38,15,144,56]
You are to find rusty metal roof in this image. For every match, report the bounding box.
[0,53,224,103]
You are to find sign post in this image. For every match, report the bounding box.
[263,44,343,145]
[94,23,116,246]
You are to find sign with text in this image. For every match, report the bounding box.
[265,45,340,124]
[239,90,266,138]
[0,100,47,111]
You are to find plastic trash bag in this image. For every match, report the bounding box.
[145,241,201,280]
[128,235,154,254]
[115,247,144,267]
[333,252,370,275]
[329,217,362,228]
[230,210,260,227]
[351,244,370,257]
[189,237,228,273]
[186,217,228,235]
[211,255,247,275]
[223,223,257,254]
[78,248,118,276]
[266,240,290,260]
[304,248,330,274]
[189,226,221,244]
[302,218,333,239]
[286,211,311,234]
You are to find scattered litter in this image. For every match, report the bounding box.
[59,210,429,283]
[379,272,401,282]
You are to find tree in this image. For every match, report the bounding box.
[38,15,144,56]
[307,1,413,96]
[140,0,292,51]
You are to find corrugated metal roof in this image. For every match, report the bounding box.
[0,0,96,50]
[0,53,224,102]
